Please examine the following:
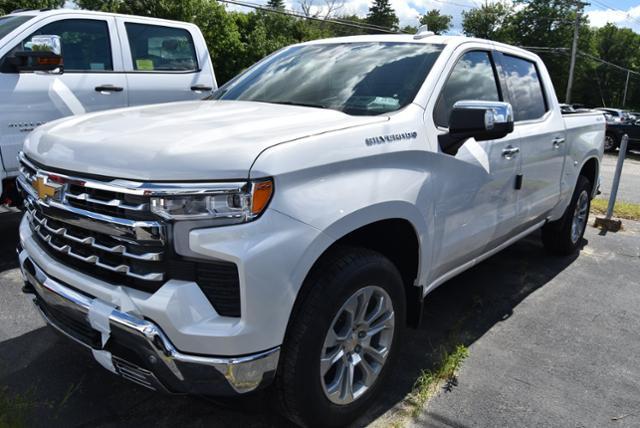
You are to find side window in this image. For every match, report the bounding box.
[9,19,113,71]
[434,51,500,128]
[500,55,547,121]
[125,23,198,72]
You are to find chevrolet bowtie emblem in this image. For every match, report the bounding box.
[32,176,58,200]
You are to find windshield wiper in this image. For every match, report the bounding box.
[265,100,328,109]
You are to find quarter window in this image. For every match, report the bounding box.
[7,19,113,71]
[500,55,547,121]
[125,23,197,72]
[434,51,500,128]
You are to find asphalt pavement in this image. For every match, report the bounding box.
[599,150,640,204]
[0,212,639,427]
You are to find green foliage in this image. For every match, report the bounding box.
[266,0,285,10]
[462,2,514,41]
[0,0,64,15]
[419,9,452,35]
[366,0,399,31]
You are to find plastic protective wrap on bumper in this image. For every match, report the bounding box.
[18,247,279,396]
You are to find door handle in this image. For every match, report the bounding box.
[191,84,213,92]
[552,137,566,149]
[502,146,520,159]
[95,85,123,93]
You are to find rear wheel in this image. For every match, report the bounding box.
[542,175,592,255]
[276,247,405,428]
[604,133,618,152]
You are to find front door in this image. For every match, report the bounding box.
[428,50,522,282]
[0,15,127,175]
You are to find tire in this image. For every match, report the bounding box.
[542,175,592,255]
[604,133,619,153]
[275,247,406,428]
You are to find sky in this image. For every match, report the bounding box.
[224,0,640,34]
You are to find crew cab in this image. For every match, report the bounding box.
[16,33,604,427]
[0,9,216,206]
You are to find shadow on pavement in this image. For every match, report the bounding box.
[0,214,581,427]
[0,213,21,271]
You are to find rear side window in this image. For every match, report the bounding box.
[501,55,547,121]
[434,51,501,128]
[125,23,197,72]
[8,19,113,71]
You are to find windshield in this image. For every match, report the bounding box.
[0,15,34,40]
[213,42,444,116]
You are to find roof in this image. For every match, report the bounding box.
[299,34,540,60]
[8,8,197,27]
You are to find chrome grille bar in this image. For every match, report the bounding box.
[30,210,162,262]
[65,192,149,212]
[32,220,164,282]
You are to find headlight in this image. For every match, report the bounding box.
[150,179,273,223]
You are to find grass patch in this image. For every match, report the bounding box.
[0,388,34,428]
[375,344,469,427]
[591,199,640,221]
[407,345,469,418]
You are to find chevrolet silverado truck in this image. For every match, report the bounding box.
[17,32,604,427]
[0,9,217,206]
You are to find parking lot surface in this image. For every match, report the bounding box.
[599,150,640,204]
[1,214,639,427]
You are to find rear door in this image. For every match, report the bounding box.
[0,14,127,175]
[116,17,216,105]
[495,52,566,226]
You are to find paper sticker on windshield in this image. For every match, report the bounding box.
[136,59,154,70]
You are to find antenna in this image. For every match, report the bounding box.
[414,25,435,40]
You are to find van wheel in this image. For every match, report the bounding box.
[276,247,405,428]
[542,175,592,255]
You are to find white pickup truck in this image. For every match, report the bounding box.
[17,33,604,427]
[0,9,216,205]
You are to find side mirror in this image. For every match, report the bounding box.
[10,35,63,73]
[438,101,514,156]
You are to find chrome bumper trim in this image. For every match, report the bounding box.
[19,250,279,395]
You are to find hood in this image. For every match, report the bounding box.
[24,100,386,181]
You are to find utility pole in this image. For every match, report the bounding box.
[622,70,631,107]
[565,1,589,104]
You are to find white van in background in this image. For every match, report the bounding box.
[0,9,217,205]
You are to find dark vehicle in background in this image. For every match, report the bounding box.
[605,116,640,152]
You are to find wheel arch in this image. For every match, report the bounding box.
[289,204,428,332]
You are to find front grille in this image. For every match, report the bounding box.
[18,154,242,317]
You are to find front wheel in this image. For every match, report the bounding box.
[542,175,592,255]
[276,247,405,428]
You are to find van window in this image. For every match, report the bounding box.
[125,23,197,72]
[501,55,548,121]
[434,51,500,128]
[7,19,113,71]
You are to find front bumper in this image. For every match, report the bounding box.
[18,248,280,396]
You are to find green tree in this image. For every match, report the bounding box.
[266,0,285,10]
[366,0,398,31]
[461,1,514,41]
[419,9,451,35]
[0,0,64,15]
